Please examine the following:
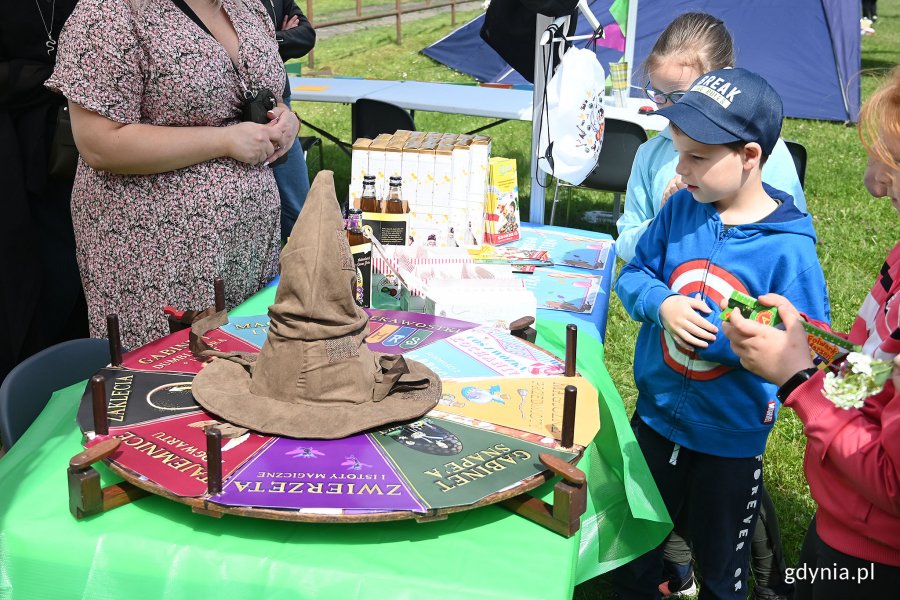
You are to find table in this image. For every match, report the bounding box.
[290,76,668,131]
[509,224,616,343]
[0,300,670,599]
[290,77,400,104]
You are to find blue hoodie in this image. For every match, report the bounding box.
[615,184,830,458]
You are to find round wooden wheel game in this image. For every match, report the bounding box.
[68,311,599,537]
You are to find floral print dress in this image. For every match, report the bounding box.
[46,0,284,348]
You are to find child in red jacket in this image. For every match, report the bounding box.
[722,67,900,599]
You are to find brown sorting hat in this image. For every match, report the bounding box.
[190,171,441,439]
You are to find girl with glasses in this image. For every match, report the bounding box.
[615,12,806,266]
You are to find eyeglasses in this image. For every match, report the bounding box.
[644,84,687,105]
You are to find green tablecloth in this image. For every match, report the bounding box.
[0,287,670,599]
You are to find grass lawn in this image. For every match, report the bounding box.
[293,2,900,597]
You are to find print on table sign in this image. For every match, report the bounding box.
[76,368,201,432]
[364,309,478,354]
[121,326,261,373]
[85,412,271,497]
[218,315,272,348]
[222,310,478,354]
[213,436,427,513]
[372,417,576,510]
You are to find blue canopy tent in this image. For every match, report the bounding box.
[422,0,860,122]
[422,0,626,86]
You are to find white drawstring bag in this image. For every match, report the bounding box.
[537,46,606,186]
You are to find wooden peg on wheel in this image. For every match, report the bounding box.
[164,277,228,333]
[214,277,226,313]
[205,427,223,496]
[191,427,227,518]
[501,453,587,538]
[106,314,123,366]
[565,323,577,377]
[560,384,577,449]
[509,316,537,343]
[91,374,109,436]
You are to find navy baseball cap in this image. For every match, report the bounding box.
[654,67,783,156]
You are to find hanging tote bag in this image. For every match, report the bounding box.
[536,45,606,185]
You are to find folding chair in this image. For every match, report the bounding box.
[549,117,648,226]
[783,139,808,189]
[0,338,110,452]
[351,99,416,141]
[299,136,323,173]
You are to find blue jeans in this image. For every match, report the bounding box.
[272,134,311,241]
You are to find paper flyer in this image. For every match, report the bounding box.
[504,227,614,271]
[404,326,565,379]
[519,268,602,314]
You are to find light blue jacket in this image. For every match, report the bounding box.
[615,127,807,263]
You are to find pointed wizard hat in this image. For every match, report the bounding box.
[190,171,441,439]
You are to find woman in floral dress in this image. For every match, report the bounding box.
[46,0,298,348]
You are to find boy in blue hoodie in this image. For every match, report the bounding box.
[612,68,830,599]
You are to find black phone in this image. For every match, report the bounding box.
[241,87,289,166]
[242,87,277,125]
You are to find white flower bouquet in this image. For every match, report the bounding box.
[822,352,893,410]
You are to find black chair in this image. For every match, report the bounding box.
[351,99,416,141]
[299,135,323,173]
[783,139,808,189]
[0,338,110,453]
[549,117,648,226]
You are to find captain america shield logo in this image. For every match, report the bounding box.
[661,260,749,380]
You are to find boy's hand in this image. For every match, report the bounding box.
[721,293,814,386]
[659,293,717,351]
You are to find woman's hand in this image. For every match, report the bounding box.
[659,293,717,351]
[264,103,300,163]
[222,121,277,166]
[721,293,815,386]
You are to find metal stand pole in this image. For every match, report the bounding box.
[529,14,554,225]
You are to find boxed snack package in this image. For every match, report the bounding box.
[349,138,372,208]
[484,157,520,245]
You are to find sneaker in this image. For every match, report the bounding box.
[658,572,698,598]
